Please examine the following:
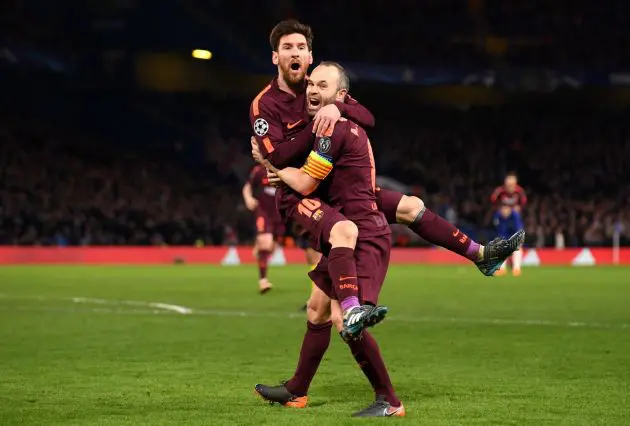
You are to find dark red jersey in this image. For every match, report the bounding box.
[301,119,389,238]
[249,77,375,218]
[490,185,527,209]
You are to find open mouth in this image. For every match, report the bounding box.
[308,97,321,108]
[290,61,300,71]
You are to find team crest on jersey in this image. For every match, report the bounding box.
[312,209,324,222]
[254,118,269,136]
[318,137,331,153]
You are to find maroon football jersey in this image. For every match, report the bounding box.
[301,119,390,238]
[490,185,528,209]
[247,164,279,220]
[249,77,375,218]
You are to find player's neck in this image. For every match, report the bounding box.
[277,74,302,97]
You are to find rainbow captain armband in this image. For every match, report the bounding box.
[301,150,333,180]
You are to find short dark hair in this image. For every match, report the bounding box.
[318,61,350,91]
[269,20,313,52]
[506,171,518,179]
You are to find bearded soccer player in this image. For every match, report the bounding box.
[491,172,527,276]
[242,164,286,293]
[250,20,389,340]
[250,19,525,287]
[256,62,404,417]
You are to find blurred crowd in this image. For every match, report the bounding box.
[1,103,629,248]
[0,114,249,246]
[185,0,630,69]
[7,0,629,72]
[369,107,630,248]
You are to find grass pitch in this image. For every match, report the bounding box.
[0,265,629,425]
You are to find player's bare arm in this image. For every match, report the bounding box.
[274,166,320,196]
[242,181,259,211]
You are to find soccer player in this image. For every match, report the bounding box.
[250,19,524,283]
[257,62,404,417]
[250,20,387,339]
[242,164,286,293]
[491,172,527,276]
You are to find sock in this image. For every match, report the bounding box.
[285,321,333,396]
[409,207,480,262]
[512,248,523,271]
[347,331,401,407]
[257,250,271,280]
[328,247,360,312]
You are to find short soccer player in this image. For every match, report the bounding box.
[249,20,385,336]
[490,172,527,276]
[256,62,404,417]
[242,164,285,293]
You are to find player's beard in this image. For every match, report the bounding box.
[281,63,307,89]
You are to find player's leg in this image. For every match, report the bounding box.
[298,247,322,311]
[377,188,482,259]
[342,237,404,417]
[255,216,274,293]
[292,198,387,340]
[492,211,509,276]
[304,247,321,296]
[376,188,525,276]
[255,267,336,407]
[510,211,525,276]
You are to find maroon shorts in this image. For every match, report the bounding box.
[309,234,392,305]
[285,197,348,256]
[256,213,285,239]
[375,187,404,224]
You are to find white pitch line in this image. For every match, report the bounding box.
[147,302,192,315]
[70,298,630,330]
[72,297,192,315]
[1,294,629,330]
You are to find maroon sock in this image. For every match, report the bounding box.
[257,250,271,279]
[285,321,332,396]
[347,331,401,407]
[327,247,360,311]
[409,207,480,261]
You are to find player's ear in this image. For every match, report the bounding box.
[336,89,348,102]
[272,51,279,65]
[308,51,313,65]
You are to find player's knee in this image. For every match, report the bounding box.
[256,233,274,251]
[397,195,424,225]
[329,220,358,248]
[306,300,331,324]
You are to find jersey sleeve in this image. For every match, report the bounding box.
[300,124,346,181]
[490,186,503,204]
[250,97,285,158]
[250,95,315,168]
[267,121,316,168]
[335,94,375,129]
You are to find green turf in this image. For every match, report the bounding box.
[1,265,629,425]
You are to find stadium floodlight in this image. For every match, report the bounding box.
[192,49,212,60]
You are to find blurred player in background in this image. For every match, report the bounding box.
[242,164,286,293]
[244,164,322,302]
[491,172,527,276]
